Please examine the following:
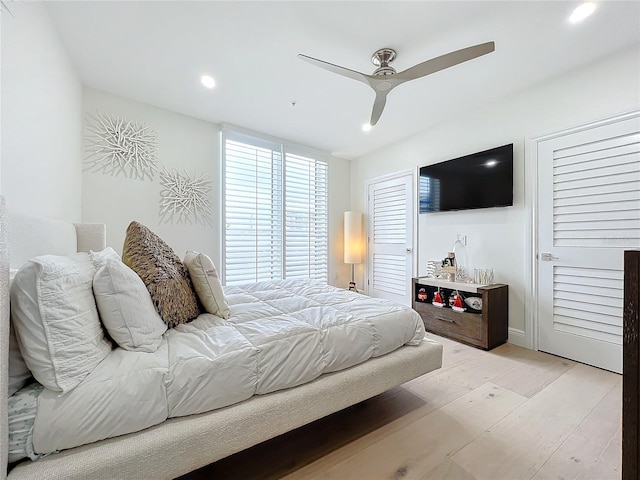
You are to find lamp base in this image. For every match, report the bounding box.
[348,263,359,293]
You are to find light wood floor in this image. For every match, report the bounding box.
[180,334,622,480]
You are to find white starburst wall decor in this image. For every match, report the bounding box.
[84,111,158,180]
[159,168,213,226]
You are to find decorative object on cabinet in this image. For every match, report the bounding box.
[344,211,363,292]
[451,291,466,312]
[412,277,508,350]
[452,236,470,281]
[474,268,494,285]
[441,252,457,281]
[417,288,427,302]
[464,296,483,310]
[425,260,441,278]
[432,288,445,308]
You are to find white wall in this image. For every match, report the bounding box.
[82,88,352,287]
[327,153,352,288]
[0,0,352,285]
[1,2,82,220]
[82,87,220,263]
[351,46,640,342]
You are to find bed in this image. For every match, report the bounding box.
[0,195,443,480]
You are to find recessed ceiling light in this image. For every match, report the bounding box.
[568,2,597,24]
[485,159,498,167]
[362,123,372,132]
[200,75,216,89]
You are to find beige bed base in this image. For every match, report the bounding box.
[0,196,443,480]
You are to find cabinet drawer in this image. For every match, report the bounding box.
[418,305,483,341]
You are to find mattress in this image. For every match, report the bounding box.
[15,280,425,460]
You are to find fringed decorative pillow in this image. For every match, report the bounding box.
[122,222,201,328]
[184,250,230,319]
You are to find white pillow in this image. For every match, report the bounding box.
[93,259,167,352]
[90,247,121,269]
[184,251,229,319]
[10,253,112,393]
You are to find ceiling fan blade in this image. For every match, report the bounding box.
[396,41,495,81]
[370,91,388,126]
[298,54,371,86]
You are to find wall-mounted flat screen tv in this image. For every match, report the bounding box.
[419,143,513,213]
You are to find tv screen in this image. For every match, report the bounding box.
[419,144,513,213]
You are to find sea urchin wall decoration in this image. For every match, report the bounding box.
[84,111,158,180]
[159,168,213,226]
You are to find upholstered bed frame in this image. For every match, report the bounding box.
[0,196,443,480]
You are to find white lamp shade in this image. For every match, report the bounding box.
[344,211,363,264]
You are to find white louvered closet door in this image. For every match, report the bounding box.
[367,174,413,305]
[538,113,640,373]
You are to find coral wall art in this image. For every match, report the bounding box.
[159,168,212,226]
[84,111,158,180]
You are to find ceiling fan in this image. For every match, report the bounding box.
[298,41,495,127]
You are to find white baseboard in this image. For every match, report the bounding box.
[507,327,528,348]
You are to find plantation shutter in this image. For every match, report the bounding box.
[223,137,283,285]
[549,131,640,345]
[285,153,328,282]
[552,133,640,249]
[537,111,640,373]
[223,132,329,285]
[371,181,408,296]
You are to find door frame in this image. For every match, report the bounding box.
[526,109,640,352]
[364,168,418,297]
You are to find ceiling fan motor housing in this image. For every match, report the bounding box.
[372,48,397,76]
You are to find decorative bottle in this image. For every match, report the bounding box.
[452,236,470,282]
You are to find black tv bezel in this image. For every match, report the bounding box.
[418,143,514,214]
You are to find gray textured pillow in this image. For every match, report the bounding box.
[122,222,201,328]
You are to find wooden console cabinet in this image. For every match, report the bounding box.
[412,277,508,350]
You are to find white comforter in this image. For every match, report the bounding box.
[31,280,425,455]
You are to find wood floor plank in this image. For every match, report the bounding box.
[285,339,491,479]
[423,459,477,480]
[285,379,476,479]
[179,386,428,480]
[486,343,577,398]
[288,382,527,480]
[451,363,620,480]
[531,377,622,480]
[181,339,622,480]
[428,334,485,368]
[408,338,574,401]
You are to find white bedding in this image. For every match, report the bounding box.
[23,280,425,458]
[7,383,42,463]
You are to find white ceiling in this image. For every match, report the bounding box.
[45,1,640,159]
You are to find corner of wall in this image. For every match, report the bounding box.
[1,2,83,221]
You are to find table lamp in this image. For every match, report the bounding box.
[344,211,363,292]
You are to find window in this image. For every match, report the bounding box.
[222,132,328,285]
